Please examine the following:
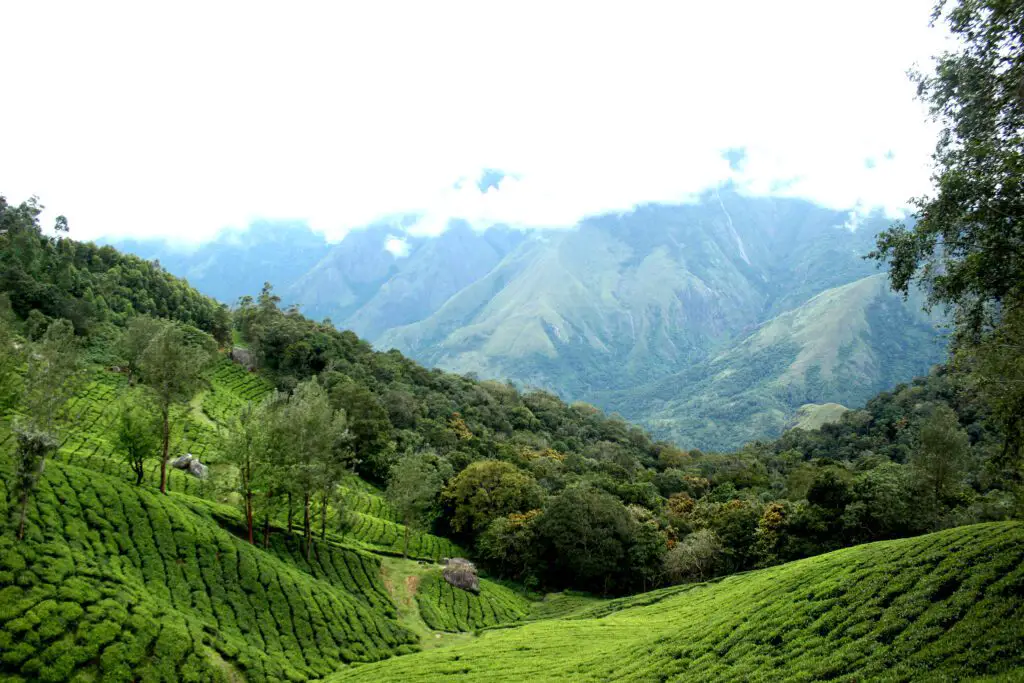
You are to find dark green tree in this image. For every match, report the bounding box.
[442,460,542,535]
[114,392,162,485]
[870,0,1024,465]
[386,450,444,558]
[137,322,215,494]
[871,0,1024,334]
[912,404,970,516]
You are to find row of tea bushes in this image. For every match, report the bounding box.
[0,459,419,682]
[415,571,530,632]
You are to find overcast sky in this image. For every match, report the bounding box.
[2,1,949,244]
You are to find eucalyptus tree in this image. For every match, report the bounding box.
[13,319,82,540]
[137,321,216,494]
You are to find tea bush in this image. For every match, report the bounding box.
[332,522,1024,682]
[0,459,419,682]
[415,570,529,632]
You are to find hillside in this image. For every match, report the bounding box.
[113,192,944,449]
[0,456,420,682]
[606,273,947,450]
[330,522,1024,682]
[4,192,1022,681]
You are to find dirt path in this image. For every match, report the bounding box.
[379,556,474,651]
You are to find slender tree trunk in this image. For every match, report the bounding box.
[160,406,170,494]
[304,492,312,561]
[403,517,410,559]
[17,491,29,541]
[287,492,293,533]
[135,463,144,486]
[245,490,254,545]
[320,488,328,541]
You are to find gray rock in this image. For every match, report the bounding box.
[187,459,209,480]
[171,454,193,470]
[443,558,480,594]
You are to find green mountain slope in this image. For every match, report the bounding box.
[604,274,947,450]
[112,193,943,450]
[330,522,1024,682]
[0,458,418,683]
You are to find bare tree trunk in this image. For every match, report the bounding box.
[287,492,293,533]
[320,488,328,541]
[403,518,410,559]
[17,491,29,541]
[304,492,312,562]
[245,490,254,545]
[160,406,170,494]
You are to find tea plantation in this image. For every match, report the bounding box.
[0,458,421,682]
[415,570,529,632]
[331,522,1024,682]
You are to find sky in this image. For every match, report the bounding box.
[1,1,950,245]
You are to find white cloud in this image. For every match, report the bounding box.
[384,235,411,258]
[0,1,950,244]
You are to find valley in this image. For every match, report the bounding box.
[114,192,947,450]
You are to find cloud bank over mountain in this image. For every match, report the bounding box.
[2,1,947,244]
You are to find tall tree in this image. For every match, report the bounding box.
[137,322,215,494]
[912,404,970,514]
[870,0,1024,467]
[114,391,162,485]
[221,400,272,544]
[12,319,82,540]
[12,428,57,540]
[279,379,346,559]
[871,0,1024,334]
[442,460,542,536]
[0,299,24,418]
[119,316,163,382]
[386,450,444,558]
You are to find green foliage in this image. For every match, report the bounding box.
[331,522,1024,682]
[137,320,217,494]
[415,570,529,632]
[912,404,971,510]
[443,460,542,536]
[871,0,1024,335]
[0,195,231,343]
[535,485,663,595]
[386,452,446,558]
[114,391,161,485]
[0,458,418,682]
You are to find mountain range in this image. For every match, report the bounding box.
[109,189,946,450]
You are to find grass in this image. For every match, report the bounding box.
[330,522,1024,682]
[0,458,419,683]
[377,557,476,651]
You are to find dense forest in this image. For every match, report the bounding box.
[2,192,1021,599]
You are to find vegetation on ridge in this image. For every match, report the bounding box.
[330,522,1024,682]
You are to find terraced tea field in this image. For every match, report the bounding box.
[201,360,274,426]
[0,458,418,682]
[415,570,530,632]
[336,509,461,562]
[331,522,1024,682]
